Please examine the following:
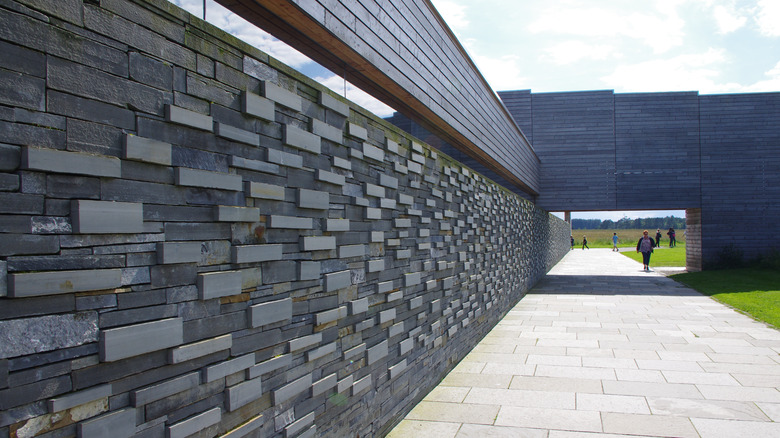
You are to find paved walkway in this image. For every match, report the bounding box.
[387,249,780,438]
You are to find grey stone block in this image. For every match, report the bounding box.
[347,122,367,140]
[100,317,183,362]
[338,244,364,258]
[377,280,394,293]
[349,298,368,315]
[283,125,321,154]
[381,198,397,209]
[261,81,302,111]
[272,373,312,405]
[395,218,412,228]
[169,334,232,364]
[202,353,256,383]
[364,183,385,198]
[316,169,345,186]
[389,359,407,379]
[268,215,312,229]
[157,242,201,264]
[366,340,388,365]
[131,372,199,406]
[363,143,385,162]
[226,376,263,411]
[71,200,144,234]
[410,296,423,310]
[312,373,337,397]
[315,307,347,325]
[319,91,349,116]
[398,194,413,205]
[167,407,221,438]
[300,236,336,251]
[351,374,372,395]
[326,219,350,232]
[298,188,329,210]
[386,138,400,154]
[324,270,351,292]
[124,135,172,166]
[285,412,315,438]
[0,312,98,359]
[0,260,5,297]
[230,155,279,175]
[387,291,403,302]
[248,298,292,328]
[175,167,242,191]
[0,234,59,257]
[23,147,121,178]
[215,122,260,146]
[245,181,285,200]
[289,333,321,353]
[165,104,213,131]
[49,382,112,413]
[337,375,353,394]
[332,156,351,170]
[242,90,275,121]
[221,413,264,438]
[232,244,283,263]
[371,231,384,242]
[379,309,396,324]
[396,249,411,259]
[77,407,136,438]
[311,119,343,143]
[8,268,121,298]
[405,272,422,287]
[247,353,291,379]
[198,270,242,300]
[366,259,384,272]
[267,148,303,168]
[389,321,404,337]
[306,341,337,361]
[298,261,320,281]
[150,263,198,289]
[365,207,381,220]
[399,338,413,355]
[261,260,296,284]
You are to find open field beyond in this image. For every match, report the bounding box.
[573,228,685,249]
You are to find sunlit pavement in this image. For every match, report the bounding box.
[387,249,780,438]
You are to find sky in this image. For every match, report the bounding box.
[171,0,779,221]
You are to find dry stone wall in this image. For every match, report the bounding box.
[0,1,569,437]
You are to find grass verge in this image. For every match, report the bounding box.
[671,268,780,329]
[621,245,687,267]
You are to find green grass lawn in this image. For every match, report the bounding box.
[671,269,780,329]
[621,245,687,267]
[574,229,685,249]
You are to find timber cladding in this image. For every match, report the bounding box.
[0,1,569,437]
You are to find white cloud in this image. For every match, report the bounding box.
[469,53,527,91]
[528,4,685,53]
[755,0,780,36]
[601,48,747,93]
[543,41,616,65]
[315,75,395,118]
[431,0,470,32]
[712,5,747,34]
[744,60,780,91]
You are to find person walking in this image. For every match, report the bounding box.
[667,228,676,247]
[612,233,619,252]
[571,235,575,250]
[582,235,589,250]
[655,229,663,248]
[636,230,656,271]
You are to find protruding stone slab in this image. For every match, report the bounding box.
[312,119,343,143]
[100,318,183,362]
[326,219,350,232]
[300,236,336,251]
[198,270,242,300]
[347,122,367,140]
[23,147,121,178]
[262,81,302,111]
[226,376,262,411]
[366,340,388,365]
[283,125,321,154]
[124,135,172,166]
[230,155,279,174]
[175,168,242,191]
[167,407,221,438]
[77,407,135,438]
[339,244,364,258]
[298,188,329,210]
[352,374,372,395]
[246,182,285,200]
[316,169,345,186]
[169,334,232,364]
[0,312,99,359]
[272,373,312,405]
[289,333,321,352]
[268,215,313,229]
[248,298,292,328]
[312,373,337,397]
[285,412,315,437]
[363,143,385,162]
[131,372,199,406]
[242,90,275,121]
[319,91,349,116]
[248,354,291,379]
[215,123,260,146]
[8,269,122,298]
[231,244,283,264]
[71,200,144,234]
[202,353,255,383]
[165,104,213,131]
[298,261,320,281]
[324,270,351,292]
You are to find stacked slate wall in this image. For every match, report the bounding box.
[0,1,570,437]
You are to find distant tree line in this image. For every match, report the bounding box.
[572,216,686,230]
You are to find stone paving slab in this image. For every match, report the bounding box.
[387,249,780,437]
